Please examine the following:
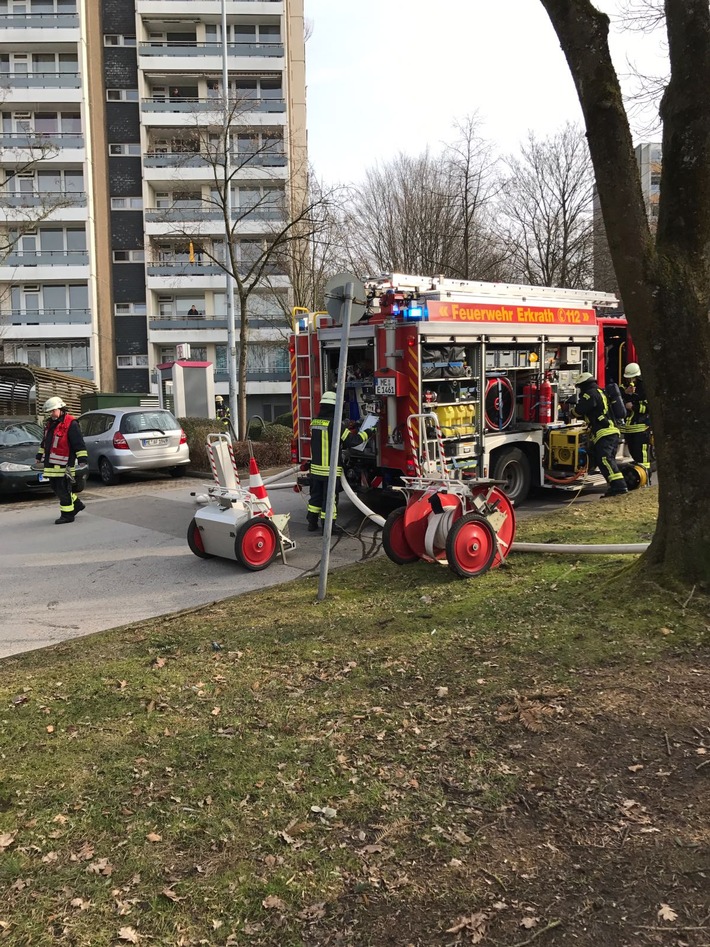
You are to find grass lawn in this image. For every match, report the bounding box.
[1,487,708,947]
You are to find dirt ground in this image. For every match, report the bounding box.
[301,655,710,947]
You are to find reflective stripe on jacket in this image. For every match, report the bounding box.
[572,384,620,444]
[310,417,367,477]
[40,413,88,477]
[620,377,650,434]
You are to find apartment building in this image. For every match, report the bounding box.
[0,0,306,421]
[593,141,662,294]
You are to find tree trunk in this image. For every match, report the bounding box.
[539,0,710,583]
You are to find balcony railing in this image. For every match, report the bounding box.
[3,14,80,28]
[3,250,89,266]
[149,313,286,328]
[0,192,87,208]
[145,205,284,222]
[214,369,290,383]
[0,133,84,149]
[147,260,286,276]
[3,308,91,325]
[141,97,285,114]
[0,72,81,89]
[142,151,287,168]
[138,41,284,58]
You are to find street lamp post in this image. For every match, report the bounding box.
[222,0,239,438]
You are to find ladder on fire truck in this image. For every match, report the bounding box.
[292,308,329,463]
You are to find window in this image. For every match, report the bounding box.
[106,89,139,102]
[104,35,136,47]
[191,346,206,361]
[113,249,145,263]
[114,302,146,315]
[111,196,143,210]
[117,354,149,368]
[109,143,141,156]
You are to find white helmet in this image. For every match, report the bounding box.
[623,362,641,379]
[574,372,594,386]
[43,396,67,413]
[320,391,337,406]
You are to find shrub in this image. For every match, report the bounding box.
[179,417,291,473]
[273,410,293,430]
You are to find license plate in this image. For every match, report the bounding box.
[375,377,396,396]
[143,437,168,447]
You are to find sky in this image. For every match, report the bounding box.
[302,0,668,185]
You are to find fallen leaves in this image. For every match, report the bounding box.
[117,926,140,943]
[0,832,16,852]
[446,911,488,943]
[657,903,678,922]
[262,895,286,911]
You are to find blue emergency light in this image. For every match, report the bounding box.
[404,305,426,321]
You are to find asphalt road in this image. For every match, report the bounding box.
[0,468,611,660]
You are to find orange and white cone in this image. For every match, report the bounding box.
[248,456,272,515]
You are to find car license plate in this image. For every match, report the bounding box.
[375,377,396,396]
[143,437,168,447]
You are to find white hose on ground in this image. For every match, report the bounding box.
[512,542,649,554]
[339,473,387,527]
[263,467,298,486]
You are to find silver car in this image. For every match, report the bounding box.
[77,408,190,485]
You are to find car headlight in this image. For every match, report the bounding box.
[0,462,33,472]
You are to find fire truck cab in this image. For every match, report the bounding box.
[290,274,632,506]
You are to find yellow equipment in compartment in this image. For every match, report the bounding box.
[548,427,585,469]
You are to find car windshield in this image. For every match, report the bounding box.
[0,421,43,448]
[121,411,177,435]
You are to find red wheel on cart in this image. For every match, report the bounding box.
[445,512,498,579]
[382,506,418,565]
[402,491,436,559]
[187,518,213,559]
[235,517,279,571]
[487,486,516,567]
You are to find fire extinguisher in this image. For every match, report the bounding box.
[522,381,539,422]
[539,373,553,425]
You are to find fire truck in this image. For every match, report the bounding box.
[289,274,634,506]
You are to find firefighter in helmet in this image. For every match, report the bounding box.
[571,373,628,498]
[621,362,652,484]
[36,396,89,524]
[306,391,376,532]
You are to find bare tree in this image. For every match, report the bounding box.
[149,96,340,437]
[498,123,595,288]
[538,0,710,584]
[442,114,510,281]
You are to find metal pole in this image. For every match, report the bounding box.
[317,282,354,602]
[222,0,239,439]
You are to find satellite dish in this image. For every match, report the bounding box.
[323,272,367,323]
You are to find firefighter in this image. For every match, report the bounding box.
[571,373,628,498]
[621,362,652,484]
[36,396,89,524]
[306,391,375,532]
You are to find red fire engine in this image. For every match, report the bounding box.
[290,274,635,506]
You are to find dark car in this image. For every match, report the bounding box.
[0,418,51,495]
[77,407,190,485]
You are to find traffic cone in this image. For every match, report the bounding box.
[248,456,272,515]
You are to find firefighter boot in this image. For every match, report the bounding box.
[55,514,75,524]
[306,513,319,532]
[601,486,628,499]
[73,499,86,514]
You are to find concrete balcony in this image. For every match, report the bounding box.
[0,72,82,105]
[0,14,80,45]
[140,98,286,130]
[142,151,287,169]
[146,259,288,291]
[1,250,89,281]
[1,323,92,342]
[137,1,283,14]
[144,204,285,236]
[2,308,91,326]
[0,192,87,222]
[138,42,284,73]
[0,134,85,164]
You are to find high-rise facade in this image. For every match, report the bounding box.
[0,0,306,421]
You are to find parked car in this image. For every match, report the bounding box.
[0,417,51,495]
[77,408,190,485]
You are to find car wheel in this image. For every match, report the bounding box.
[491,447,531,506]
[168,465,188,478]
[99,457,120,485]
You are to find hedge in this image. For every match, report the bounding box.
[179,417,292,474]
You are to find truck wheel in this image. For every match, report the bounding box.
[187,518,213,559]
[235,517,279,571]
[491,448,531,506]
[445,512,498,579]
[382,507,418,565]
[99,457,120,485]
